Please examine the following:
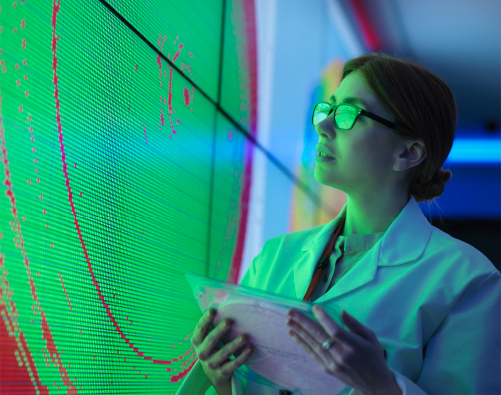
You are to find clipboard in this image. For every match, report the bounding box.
[185,272,350,395]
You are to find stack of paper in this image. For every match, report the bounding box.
[185,272,350,395]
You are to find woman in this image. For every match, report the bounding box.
[177,52,500,395]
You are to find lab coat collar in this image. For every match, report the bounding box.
[295,195,432,301]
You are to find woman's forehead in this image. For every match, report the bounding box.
[336,71,394,122]
[335,73,376,109]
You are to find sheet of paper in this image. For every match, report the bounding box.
[185,272,350,395]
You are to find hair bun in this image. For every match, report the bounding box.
[434,168,453,185]
[411,168,452,203]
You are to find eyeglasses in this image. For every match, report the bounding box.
[312,101,398,131]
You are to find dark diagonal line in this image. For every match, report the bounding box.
[97,0,330,212]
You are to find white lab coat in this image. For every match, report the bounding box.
[176,195,501,394]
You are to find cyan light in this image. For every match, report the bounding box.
[445,138,501,163]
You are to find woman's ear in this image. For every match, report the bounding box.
[410,140,427,165]
[393,139,426,172]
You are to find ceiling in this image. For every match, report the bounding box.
[342,0,500,134]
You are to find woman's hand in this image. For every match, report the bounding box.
[285,305,402,395]
[191,309,254,394]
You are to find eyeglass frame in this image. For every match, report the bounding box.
[311,101,399,131]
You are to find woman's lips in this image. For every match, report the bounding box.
[315,153,336,162]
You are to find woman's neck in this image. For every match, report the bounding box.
[343,192,410,235]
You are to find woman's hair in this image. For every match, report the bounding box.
[340,52,456,203]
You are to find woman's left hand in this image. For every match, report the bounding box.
[285,305,401,395]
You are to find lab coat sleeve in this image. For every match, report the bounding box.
[174,359,216,395]
[390,270,501,395]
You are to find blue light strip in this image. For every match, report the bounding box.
[445,138,501,164]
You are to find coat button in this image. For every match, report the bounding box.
[323,275,328,282]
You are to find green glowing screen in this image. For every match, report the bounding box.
[0,0,257,393]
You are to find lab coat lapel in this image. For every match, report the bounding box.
[294,195,432,302]
[293,203,347,301]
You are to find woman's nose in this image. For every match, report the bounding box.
[317,115,335,136]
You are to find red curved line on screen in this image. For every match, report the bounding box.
[50,0,180,368]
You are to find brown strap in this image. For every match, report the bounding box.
[303,216,345,301]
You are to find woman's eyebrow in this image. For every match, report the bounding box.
[329,94,370,110]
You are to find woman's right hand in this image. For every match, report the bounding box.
[191,309,254,389]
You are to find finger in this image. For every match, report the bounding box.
[193,309,216,346]
[286,322,334,369]
[208,334,247,369]
[287,313,331,347]
[201,318,233,361]
[340,309,374,340]
[289,308,355,348]
[289,324,346,374]
[221,345,254,378]
[212,319,233,346]
[288,328,331,373]
[313,306,361,347]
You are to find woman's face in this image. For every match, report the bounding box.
[314,70,404,197]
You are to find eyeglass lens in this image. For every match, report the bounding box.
[313,103,357,130]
